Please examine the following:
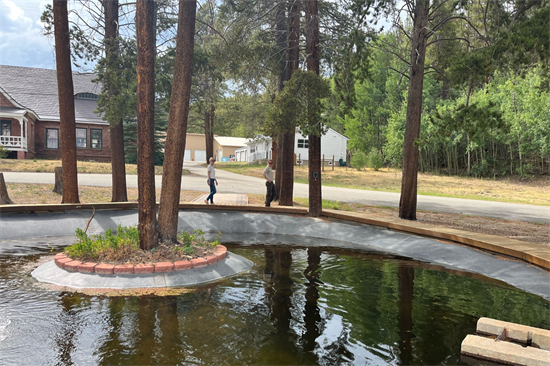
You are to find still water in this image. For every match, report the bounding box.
[0,244,548,365]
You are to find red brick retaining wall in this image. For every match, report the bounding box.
[54,245,228,275]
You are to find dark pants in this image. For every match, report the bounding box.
[265,181,276,206]
[207,179,216,203]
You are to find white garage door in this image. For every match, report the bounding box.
[184,149,191,162]
[194,150,206,163]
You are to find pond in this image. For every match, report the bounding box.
[0,243,548,365]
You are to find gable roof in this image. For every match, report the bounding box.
[214,136,248,147]
[0,65,105,124]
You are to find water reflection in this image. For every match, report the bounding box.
[0,245,548,366]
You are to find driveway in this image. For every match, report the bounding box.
[3,161,549,224]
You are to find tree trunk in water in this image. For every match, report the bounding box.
[305,0,321,217]
[53,166,63,195]
[53,0,79,204]
[278,0,300,207]
[158,0,196,243]
[397,264,414,366]
[104,0,128,202]
[136,0,158,250]
[398,0,429,220]
[0,173,14,204]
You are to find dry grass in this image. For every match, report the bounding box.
[0,159,190,175]
[217,163,549,206]
[5,183,203,205]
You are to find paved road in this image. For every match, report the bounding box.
[4,162,549,224]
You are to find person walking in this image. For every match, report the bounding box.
[205,157,218,204]
[263,160,276,207]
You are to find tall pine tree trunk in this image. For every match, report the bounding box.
[399,0,429,220]
[158,0,196,243]
[274,2,287,196]
[305,0,321,217]
[53,0,79,204]
[205,104,215,162]
[278,0,300,207]
[136,0,158,249]
[104,0,128,202]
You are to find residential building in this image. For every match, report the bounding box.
[239,127,349,165]
[0,65,111,161]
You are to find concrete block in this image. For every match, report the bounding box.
[477,317,550,351]
[461,334,550,366]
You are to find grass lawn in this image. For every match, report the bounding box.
[215,162,549,206]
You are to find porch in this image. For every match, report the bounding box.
[0,108,29,153]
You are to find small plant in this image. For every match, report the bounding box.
[350,150,368,170]
[66,225,140,260]
[367,148,384,171]
[177,229,221,249]
[0,145,8,159]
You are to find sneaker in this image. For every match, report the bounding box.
[265,204,270,207]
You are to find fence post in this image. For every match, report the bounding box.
[322,154,325,172]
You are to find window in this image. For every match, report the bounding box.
[298,139,309,148]
[75,92,99,100]
[76,128,87,148]
[1,120,11,136]
[46,128,59,149]
[91,129,102,149]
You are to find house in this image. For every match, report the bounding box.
[0,65,111,161]
[182,133,247,162]
[241,127,349,165]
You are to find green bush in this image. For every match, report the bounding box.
[66,225,140,259]
[350,151,368,170]
[176,229,221,254]
[0,145,8,159]
[367,148,384,171]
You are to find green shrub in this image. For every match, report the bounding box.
[350,151,368,170]
[0,145,8,159]
[367,148,384,171]
[176,229,221,253]
[66,225,140,259]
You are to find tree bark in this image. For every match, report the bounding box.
[205,103,214,162]
[136,0,158,250]
[158,0,196,243]
[103,0,128,202]
[53,0,79,204]
[273,2,287,199]
[278,0,300,207]
[305,0,321,217]
[0,173,14,204]
[53,166,63,195]
[398,0,429,220]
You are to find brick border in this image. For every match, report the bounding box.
[54,245,227,275]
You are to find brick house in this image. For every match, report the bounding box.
[0,65,111,162]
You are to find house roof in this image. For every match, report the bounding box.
[0,65,106,125]
[214,136,248,147]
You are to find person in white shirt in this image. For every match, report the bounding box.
[263,160,275,207]
[205,157,218,204]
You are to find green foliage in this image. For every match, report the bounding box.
[351,150,368,170]
[66,225,140,260]
[0,145,8,159]
[264,70,331,137]
[176,229,221,254]
[367,148,384,171]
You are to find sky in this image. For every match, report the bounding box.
[0,0,59,69]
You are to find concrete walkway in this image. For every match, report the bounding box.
[3,161,549,223]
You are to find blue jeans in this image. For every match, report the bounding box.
[206,179,216,203]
